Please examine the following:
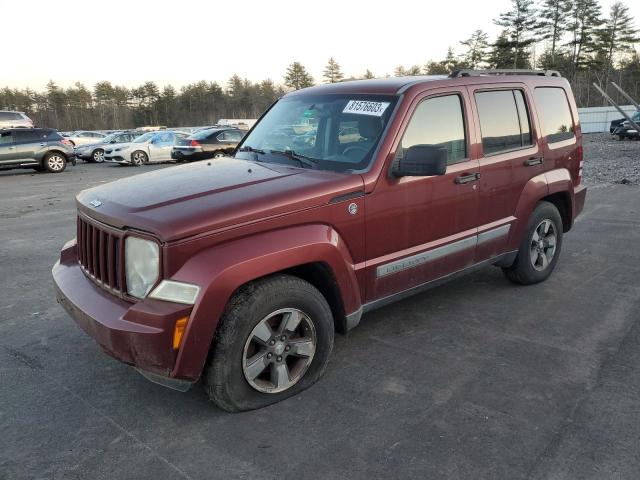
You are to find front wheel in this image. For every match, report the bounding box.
[213,150,226,158]
[43,152,67,173]
[503,201,563,285]
[92,149,105,163]
[203,275,334,412]
[131,150,148,166]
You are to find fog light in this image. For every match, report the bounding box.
[149,280,200,305]
[173,317,189,350]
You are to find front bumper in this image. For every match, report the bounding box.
[53,240,196,388]
[104,154,128,164]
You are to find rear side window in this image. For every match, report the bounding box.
[399,94,467,164]
[475,90,533,155]
[534,87,575,143]
[14,130,41,142]
[0,112,23,120]
[0,131,13,144]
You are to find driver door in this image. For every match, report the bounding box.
[364,88,480,302]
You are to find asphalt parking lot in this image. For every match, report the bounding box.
[1,145,640,479]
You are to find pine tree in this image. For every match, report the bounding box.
[284,62,314,90]
[460,30,490,68]
[323,57,344,83]
[537,0,573,67]
[597,1,639,84]
[494,0,537,68]
[363,69,375,79]
[394,65,407,77]
[566,0,604,75]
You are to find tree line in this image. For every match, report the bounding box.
[1,0,637,131]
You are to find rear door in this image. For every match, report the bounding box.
[468,85,543,261]
[0,131,18,164]
[148,132,175,161]
[14,129,44,163]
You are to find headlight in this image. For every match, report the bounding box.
[149,280,200,305]
[125,236,159,298]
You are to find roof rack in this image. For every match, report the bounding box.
[449,69,561,78]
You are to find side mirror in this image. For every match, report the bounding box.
[393,144,447,177]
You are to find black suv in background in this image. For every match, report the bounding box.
[0,128,75,173]
[171,128,245,162]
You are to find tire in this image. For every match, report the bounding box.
[43,152,67,173]
[213,151,225,158]
[92,149,105,163]
[502,201,563,285]
[203,274,334,412]
[131,150,148,166]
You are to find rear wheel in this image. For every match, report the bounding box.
[503,201,563,285]
[131,150,148,166]
[213,150,225,158]
[92,149,105,163]
[43,152,67,173]
[203,275,334,412]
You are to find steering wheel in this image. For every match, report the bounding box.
[342,145,369,160]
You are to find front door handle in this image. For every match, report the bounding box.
[524,156,544,166]
[455,172,481,184]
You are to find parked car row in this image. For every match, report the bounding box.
[0,121,247,173]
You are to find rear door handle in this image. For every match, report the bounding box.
[455,172,481,184]
[524,157,543,166]
[40,142,47,146]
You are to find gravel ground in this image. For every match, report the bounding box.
[583,133,640,186]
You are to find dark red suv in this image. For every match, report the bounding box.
[53,70,587,411]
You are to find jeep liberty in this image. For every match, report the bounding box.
[53,70,587,411]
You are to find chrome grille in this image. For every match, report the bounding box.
[77,215,125,293]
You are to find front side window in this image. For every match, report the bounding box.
[398,94,467,164]
[235,94,398,172]
[475,90,532,155]
[534,87,575,144]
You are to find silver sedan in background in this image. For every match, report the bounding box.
[104,130,189,165]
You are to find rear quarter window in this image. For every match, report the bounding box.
[534,87,575,144]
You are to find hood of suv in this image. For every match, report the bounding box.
[77,158,364,241]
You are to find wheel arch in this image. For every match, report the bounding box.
[41,149,68,166]
[167,224,361,380]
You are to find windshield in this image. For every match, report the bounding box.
[235,94,398,172]
[101,133,119,143]
[133,132,155,143]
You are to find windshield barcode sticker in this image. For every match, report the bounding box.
[343,100,390,117]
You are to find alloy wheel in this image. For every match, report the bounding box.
[530,219,557,271]
[47,155,65,172]
[93,149,105,162]
[132,152,146,165]
[242,308,316,394]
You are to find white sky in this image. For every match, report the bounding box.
[2,0,638,91]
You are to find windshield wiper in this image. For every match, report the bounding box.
[269,149,319,169]
[238,145,266,154]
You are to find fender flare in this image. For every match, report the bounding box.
[508,168,572,250]
[169,224,361,380]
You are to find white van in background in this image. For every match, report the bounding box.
[0,111,34,129]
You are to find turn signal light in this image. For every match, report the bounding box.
[173,317,189,350]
